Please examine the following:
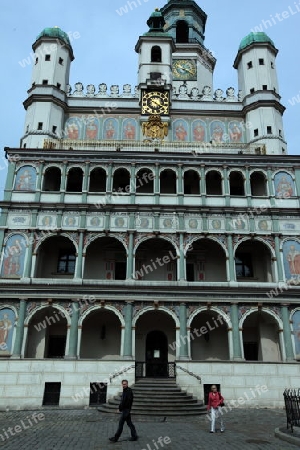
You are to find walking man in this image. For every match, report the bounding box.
[109,379,138,442]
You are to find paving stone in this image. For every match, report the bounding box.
[0,408,298,449]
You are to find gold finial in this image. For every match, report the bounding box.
[155,7,160,11]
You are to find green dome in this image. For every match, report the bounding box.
[239,32,275,51]
[36,27,71,46]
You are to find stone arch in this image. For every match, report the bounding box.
[24,304,69,359]
[240,308,283,362]
[34,232,78,253]
[24,303,71,327]
[132,305,179,328]
[79,305,123,358]
[185,236,227,282]
[188,307,231,360]
[78,304,125,327]
[234,237,275,282]
[184,235,228,257]
[83,233,127,253]
[133,235,179,255]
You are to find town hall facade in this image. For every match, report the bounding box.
[0,0,299,409]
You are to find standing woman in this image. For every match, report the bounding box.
[207,384,225,433]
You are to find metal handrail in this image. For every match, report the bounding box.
[109,364,135,383]
[176,365,202,384]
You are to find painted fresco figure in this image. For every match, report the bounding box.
[287,245,300,276]
[276,175,294,198]
[0,313,12,350]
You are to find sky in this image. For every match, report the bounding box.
[0,0,299,196]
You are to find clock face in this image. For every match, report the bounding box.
[172,59,197,81]
[141,91,170,115]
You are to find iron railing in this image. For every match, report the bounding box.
[283,388,300,432]
[135,362,176,379]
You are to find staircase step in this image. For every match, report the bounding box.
[98,378,205,416]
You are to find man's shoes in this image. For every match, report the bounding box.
[129,436,138,441]
[109,437,118,442]
[221,429,225,433]
[210,431,214,433]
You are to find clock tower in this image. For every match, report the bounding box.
[136,9,175,140]
[161,0,216,95]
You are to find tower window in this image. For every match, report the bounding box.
[38,122,43,130]
[262,85,267,90]
[26,125,29,133]
[267,126,272,134]
[52,126,57,134]
[59,57,64,65]
[259,58,264,65]
[271,61,274,68]
[254,129,258,137]
[42,79,48,85]
[176,20,189,43]
[35,57,38,65]
[151,46,162,63]
[150,72,162,80]
[45,54,51,61]
[250,88,255,94]
[247,61,253,69]
[57,83,61,89]
[279,129,282,137]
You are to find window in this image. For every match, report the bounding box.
[89,383,107,406]
[250,88,255,94]
[45,54,51,61]
[271,61,274,68]
[57,83,61,89]
[151,46,162,63]
[23,144,26,148]
[26,125,29,133]
[247,61,253,69]
[254,128,258,137]
[43,382,61,406]
[186,263,195,281]
[176,20,189,43]
[42,79,48,85]
[259,58,264,65]
[35,57,38,64]
[262,85,267,90]
[267,126,272,134]
[59,57,64,65]
[235,253,253,278]
[38,122,43,130]
[57,251,76,274]
[52,125,57,134]
[279,129,282,137]
[115,262,126,280]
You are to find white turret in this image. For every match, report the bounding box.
[21,27,74,148]
[234,32,287,155]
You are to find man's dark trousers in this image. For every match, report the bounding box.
[115,409,137,439]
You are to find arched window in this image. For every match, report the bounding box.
[151,46,162,63]
[66,167,83,192]
[89,168,107,192]
[43,167,61,191]
[160,169,177,194]
[176,20,189,43]
[229,171,245,196]
[250,172,267,196]
[206,171,222,195]
[184,170,200,195]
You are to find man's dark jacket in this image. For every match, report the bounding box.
[119,387,134,411]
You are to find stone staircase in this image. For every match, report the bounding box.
[98,378,207,416]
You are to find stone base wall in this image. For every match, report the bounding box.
[0,359,299,410]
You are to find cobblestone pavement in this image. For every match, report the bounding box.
[0,408,298,450]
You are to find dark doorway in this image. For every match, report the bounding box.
[89,382,107,406]
[46,335,66,358]
[146,330,168,377]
